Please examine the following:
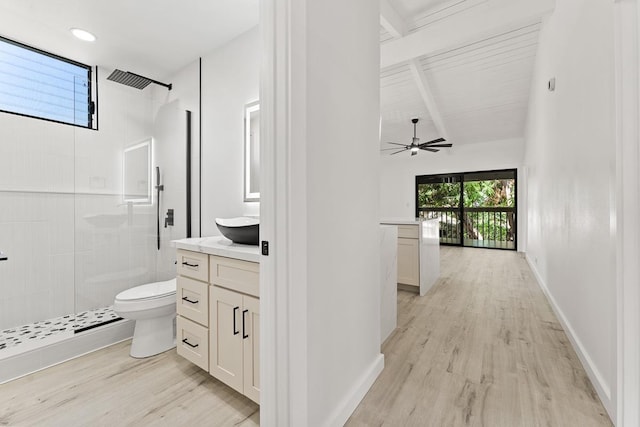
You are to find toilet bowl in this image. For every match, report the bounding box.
[114,278,177,358]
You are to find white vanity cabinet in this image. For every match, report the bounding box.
[174,241,260,405]
[209,255,260,404]
[176,250,210,371]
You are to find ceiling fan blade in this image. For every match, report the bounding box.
[386,142,410,147]
[419,137,446,146]
[389,148,408,155]
[420,147,439,152]
[381,147,407,151]
[424,143,452,148]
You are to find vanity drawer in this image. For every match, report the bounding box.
[177,316,209,371]
[210,256,259,297]
[177,249,209,282]
[397,225,419,239]
[177,276,209,326]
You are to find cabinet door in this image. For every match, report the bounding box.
[209,286,244,394]
[242,295,260,404]
[397,237,419,287]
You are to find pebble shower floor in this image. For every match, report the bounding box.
[0,307,121,353]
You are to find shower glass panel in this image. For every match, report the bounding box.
[0,69,189,363]
[72,76,157,330]
[153,100,188,278]
[0,94,78,352]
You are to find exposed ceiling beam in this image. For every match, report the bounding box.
[380,0,407,38]
[381,0,555,68]
[408,59,449,141]
[379,0,451,142]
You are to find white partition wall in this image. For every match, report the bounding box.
[261,0,383,425]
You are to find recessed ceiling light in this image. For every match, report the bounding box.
[70,28,96,42]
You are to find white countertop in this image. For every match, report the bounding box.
[380,218,438,225]
[172,236,260,263]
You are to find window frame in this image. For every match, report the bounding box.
[415,168,518,251]
[0,35,96,129]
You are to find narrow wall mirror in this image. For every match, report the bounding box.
[123,139,152,203]
[244,100,260,202]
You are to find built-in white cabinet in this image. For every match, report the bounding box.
[209,286,260,402]
[176,251,210,371]
[381,219,441,297]
[397,225,419,289]
[176,249,260,404]
[209,254,260,403]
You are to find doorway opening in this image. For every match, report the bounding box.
[416,169,517,250]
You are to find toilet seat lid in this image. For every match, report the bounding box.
[116,278,176,301]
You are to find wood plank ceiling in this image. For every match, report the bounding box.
[380,0,551,151]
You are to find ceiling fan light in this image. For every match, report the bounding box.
[411,147,419,155]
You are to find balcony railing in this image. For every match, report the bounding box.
[418,207,516,250]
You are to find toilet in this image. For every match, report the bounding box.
[113,278,177,358]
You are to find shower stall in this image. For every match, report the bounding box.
[0,69,189,382]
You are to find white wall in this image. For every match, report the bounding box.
[200,27,260,237]
[298,0,383,424]
[524,0,616,418]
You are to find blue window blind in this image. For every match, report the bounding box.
[0,36,93,128]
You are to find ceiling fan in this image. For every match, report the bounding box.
[382,118,452,156]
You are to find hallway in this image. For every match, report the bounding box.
[347,247,612,426]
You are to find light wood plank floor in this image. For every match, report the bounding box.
[0,247,613,427]
[0,341,259,426]
[347,246,612,427]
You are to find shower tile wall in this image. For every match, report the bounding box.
[0,73,159,331]
[74,195,156,312]
[0,192,75,329]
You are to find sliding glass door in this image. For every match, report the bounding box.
[416,169,517,250]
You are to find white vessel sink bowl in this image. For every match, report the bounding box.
[215,217,259,245]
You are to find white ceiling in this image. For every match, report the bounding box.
[0,0,552,153]
[0,0,259,80]
[380,0,554,152]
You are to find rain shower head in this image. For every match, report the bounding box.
[107,69,172,90]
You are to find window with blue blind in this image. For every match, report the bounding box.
[0,36,94,128]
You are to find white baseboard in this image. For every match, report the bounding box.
[0,319,134,384]
[525,254,614,420]
[324,354,384,427]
